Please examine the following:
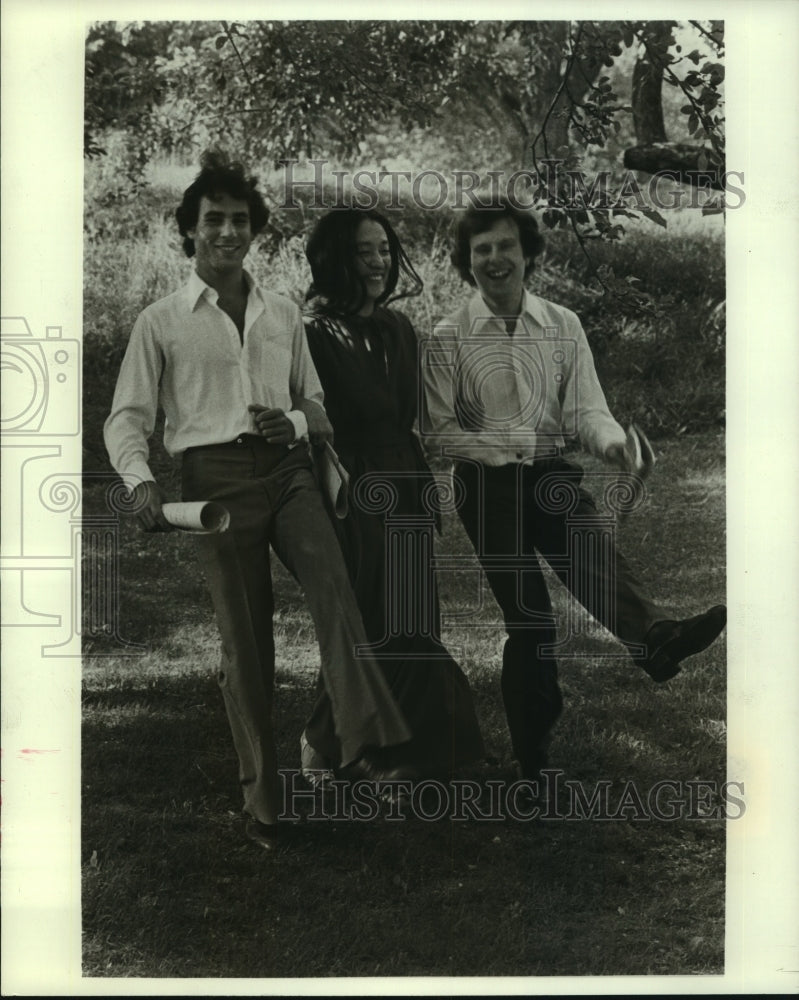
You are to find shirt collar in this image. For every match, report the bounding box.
[467,289,547,333]
[184,269,262,311]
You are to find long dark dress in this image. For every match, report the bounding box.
[302,306,485,776]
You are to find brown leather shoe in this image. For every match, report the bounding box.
[635,604,727,682]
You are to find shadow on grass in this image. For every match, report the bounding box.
[82,432,727,979]
[83,662,726,979]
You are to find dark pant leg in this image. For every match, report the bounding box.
[266,462,411,767]
[527,460,664,647]
[182,447,281,825]
[456,461,562,775]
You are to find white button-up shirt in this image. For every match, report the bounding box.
[421,290,626,466]
[104,270,322,486]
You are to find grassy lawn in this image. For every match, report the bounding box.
[81,420,727,979]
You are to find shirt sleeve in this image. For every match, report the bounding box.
[285,409,309,442]
[562,311,626,460]
[288,303,324,407]
[103,310,162,489]
[419,323,507,461]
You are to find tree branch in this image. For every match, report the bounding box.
[635,26,724,159]
[531,22,585,163]
[221,21,254,90]
[688,20,724,53]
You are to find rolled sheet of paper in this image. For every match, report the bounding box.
[624,422,656,476]
[161,501,231,533]
[616,423,657,520]
[314,441,350,519]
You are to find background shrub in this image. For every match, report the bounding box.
[84,155,725,444]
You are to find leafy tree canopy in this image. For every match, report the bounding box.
[86,19,723,166]
[85,19,725,305]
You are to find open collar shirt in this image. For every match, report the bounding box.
[104,270,321,487]
[421,290,626,467]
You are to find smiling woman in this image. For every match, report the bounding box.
[353,218,393,313]
[297,208,486,780]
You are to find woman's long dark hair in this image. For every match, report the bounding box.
[305,208,423,318]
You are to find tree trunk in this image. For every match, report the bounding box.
[632,54,667,144]
[623,143,724,190]
[626,29,724,190]
[522,22,606,167]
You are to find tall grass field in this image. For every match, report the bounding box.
[81,153,727,979]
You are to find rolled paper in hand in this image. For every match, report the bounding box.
[314,442,350,519]
[161,501,231,533]
[624,423,656,477]
[615,423,656,520]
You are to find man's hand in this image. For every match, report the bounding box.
[291,396,334,448]
[132,480,172,533]
[604,442,634,474]
[248,405,297,445]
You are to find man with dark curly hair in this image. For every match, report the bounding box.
[104,153,413,851]
[421,197,726,792]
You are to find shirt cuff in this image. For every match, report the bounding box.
[590,425,627,462]
[286,409,308,444]
[120,462,156,494]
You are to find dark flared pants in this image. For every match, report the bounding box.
[182,436,410,824]
[455,457,664,776]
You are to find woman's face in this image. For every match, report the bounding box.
[353,218,392,311]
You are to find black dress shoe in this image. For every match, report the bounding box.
[244,816,280,851]
[345,749,418,784]
[635,604,727,682]
[300,730,336,793]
